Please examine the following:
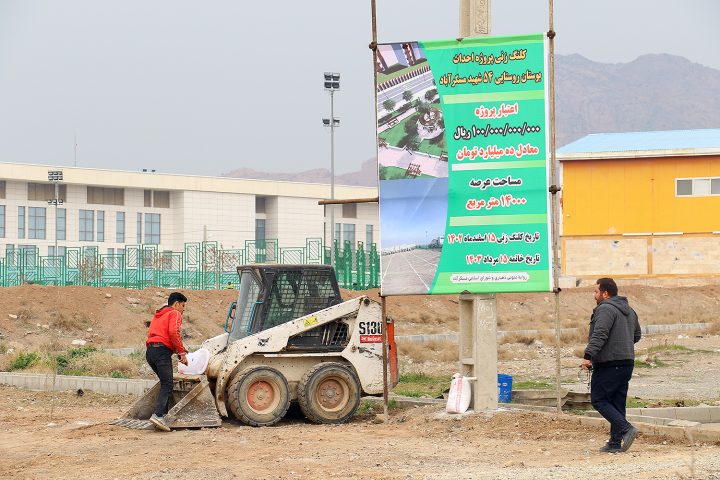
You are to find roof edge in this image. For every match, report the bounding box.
[558,147,720,161]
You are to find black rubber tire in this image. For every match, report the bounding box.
[226,366,290,427]
[297,362,361,424]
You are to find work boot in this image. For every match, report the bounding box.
[620,426,639,452]
[149,414,171,432]
[598,443,621,453]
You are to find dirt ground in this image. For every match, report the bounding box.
[2,284,720,478]
[2,386,720,480]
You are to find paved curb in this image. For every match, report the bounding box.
[0,372,155,396]
[396,322,712,344]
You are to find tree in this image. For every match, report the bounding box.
[424,88,437,101]
[416,101,432,116]
[405,136,421,153]
[402,90,414,105]
[382,99,396,113]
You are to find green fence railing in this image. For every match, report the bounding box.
[0,238,380,291]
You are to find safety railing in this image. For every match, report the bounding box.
[0,238,379,290]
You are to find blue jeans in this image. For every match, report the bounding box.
[591,363,634,447]
[146,344,174,417]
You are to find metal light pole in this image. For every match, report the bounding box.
[47,170,64,256]
[323,72,340,265]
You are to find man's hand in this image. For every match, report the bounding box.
[179,353,188,366]
[581,359,592,370]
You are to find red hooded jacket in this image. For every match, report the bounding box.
[146,306,186,355]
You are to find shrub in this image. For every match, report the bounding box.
[10,352,40,370]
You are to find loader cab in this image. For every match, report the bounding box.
[227,264,343,344]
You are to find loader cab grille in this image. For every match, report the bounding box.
[238,265,343,337]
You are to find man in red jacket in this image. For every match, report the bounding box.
[145,291,188,431]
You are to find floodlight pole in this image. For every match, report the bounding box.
[330,88,336,265]
[323,73,340,266]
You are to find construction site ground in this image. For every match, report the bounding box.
[2,386,720,480]
[2,283,720,478]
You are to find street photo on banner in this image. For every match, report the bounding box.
[377,34,553,295]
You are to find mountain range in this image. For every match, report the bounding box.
[224,53,720,187]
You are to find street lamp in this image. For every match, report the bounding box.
[323,72,340,265]
[47,170,63,256]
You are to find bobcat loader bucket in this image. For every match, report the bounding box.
[112,374,222,430]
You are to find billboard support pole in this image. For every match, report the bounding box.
[457,0,498,414]
[381,294,389,422]
[370,0,389,422]
[547,0,563,414]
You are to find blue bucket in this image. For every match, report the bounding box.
[497,374,513,403]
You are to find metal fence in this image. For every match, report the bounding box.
[0,238,380,290]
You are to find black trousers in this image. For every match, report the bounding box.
[146,345,174,417]
[591,363,634,446]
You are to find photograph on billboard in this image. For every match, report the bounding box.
[377,33,552,295]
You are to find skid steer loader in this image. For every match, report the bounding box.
[114,264,398,430]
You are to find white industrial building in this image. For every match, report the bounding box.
[0,163,379,258]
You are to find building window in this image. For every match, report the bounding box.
[18,207,25,239]
[144,213,161,244]
[366,224,373,248]
[342,203,357,219]
[255,218,266,242]
[87,186,124,205]
[28,207,46,239]
[144,190,170,208]
[136,213,142,243]
[28,183,66,202]
[56,208,66,241]
[0,205,4,237]
[334,223,341,248]
[97,210,105,242]
[116,212,125,243]
[153,191,170,208]
[0,180,5,199]
[79,209,94,241]
[676,177,720,197]
[49,246,66,256]
[256,197,266,214]
[343,223,356,249]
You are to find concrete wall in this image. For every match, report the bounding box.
[652,236,720,274]
[563,237,648,276]
[0,372,155,395]
[563,234,720,280]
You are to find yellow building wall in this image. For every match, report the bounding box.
[562,155,720,235]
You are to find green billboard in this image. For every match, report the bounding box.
[377,33,552,295]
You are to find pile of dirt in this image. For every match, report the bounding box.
[0,283,718,352]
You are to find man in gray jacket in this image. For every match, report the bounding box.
[582,278,642,453]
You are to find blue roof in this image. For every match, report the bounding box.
[557,128,720,154]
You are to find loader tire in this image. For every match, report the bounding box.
[298,362,361,424]
[227,366,290,427]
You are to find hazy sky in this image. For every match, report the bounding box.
[0,0,717,176]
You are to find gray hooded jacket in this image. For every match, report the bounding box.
[584,295,641,364]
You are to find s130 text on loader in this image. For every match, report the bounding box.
[114,264,398,429]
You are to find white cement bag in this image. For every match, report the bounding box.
[446,373,471,414]
[178,348,210,375]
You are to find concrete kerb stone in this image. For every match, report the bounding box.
[0,372,155,396]
[394,322,712,345]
